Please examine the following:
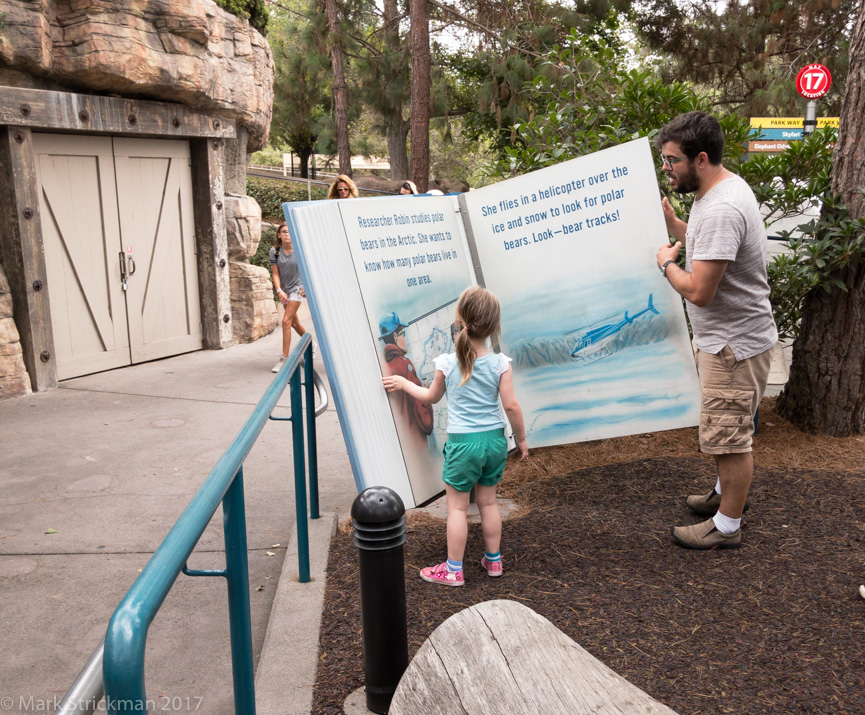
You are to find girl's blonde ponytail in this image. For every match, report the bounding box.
[454,286,501,386]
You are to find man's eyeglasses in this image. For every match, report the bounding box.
[660,154,686,168]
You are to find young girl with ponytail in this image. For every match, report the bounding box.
[382,286,528,586]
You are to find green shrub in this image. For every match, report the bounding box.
[252,225,275,273]
[250,145,288,167]
[246,177,329,222]
[214,0,268,34]
[485,30,865,344]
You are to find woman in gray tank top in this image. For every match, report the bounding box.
[269,223,315,372]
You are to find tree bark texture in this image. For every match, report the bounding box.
[777,6,865,435]
[384,0,410,180]
[298,146,313,179]
[410,0,430,192]
[386,113,411,181]
[325,0,352,175]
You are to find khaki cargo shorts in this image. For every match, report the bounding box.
[696,345,773,455]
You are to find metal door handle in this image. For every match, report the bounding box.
[127,256,136,276]
[119,252,128,291]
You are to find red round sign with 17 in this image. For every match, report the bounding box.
[796,64,832,99]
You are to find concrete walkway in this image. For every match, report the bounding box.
[0,307,358,714]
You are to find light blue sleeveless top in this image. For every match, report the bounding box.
[434,352,510,433]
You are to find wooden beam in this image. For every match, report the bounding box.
[0,87,236,139]
[0,127,58,391]
[191,138,234,349]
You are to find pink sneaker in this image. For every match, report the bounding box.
[481,556,503,577]
[420,562,464,587]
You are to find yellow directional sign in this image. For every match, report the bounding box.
[750,117,839,129]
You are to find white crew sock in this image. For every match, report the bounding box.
[714,477,722,495]
[713,511,741,535]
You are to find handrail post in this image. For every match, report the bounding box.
[223,466,256,714]
[291,367,311,583]
[304,346,320,519]
[99,339,322,710]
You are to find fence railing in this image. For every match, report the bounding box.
[53,336,324,715]
[246,166,398,196]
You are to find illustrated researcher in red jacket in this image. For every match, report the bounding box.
[379,312,434,437]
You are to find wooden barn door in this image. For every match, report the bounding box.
[113,138,202,363]
[32,134,202,379]
[33,135,130,379]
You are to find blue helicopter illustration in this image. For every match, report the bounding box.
[570,294,660,361]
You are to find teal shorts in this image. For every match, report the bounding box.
[441,428,508,493]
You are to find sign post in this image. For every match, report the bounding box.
[795,64,832,137]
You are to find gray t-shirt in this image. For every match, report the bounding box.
[684,175,778,360]
[269,246,303,294]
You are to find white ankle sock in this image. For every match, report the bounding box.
[713,511,740,535]
[714,477,721,495]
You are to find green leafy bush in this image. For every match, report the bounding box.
[246,177,329,222]
[738,128,865,341]
[251,225,275,273]
[214,0,268,34]
[484,33,865,343]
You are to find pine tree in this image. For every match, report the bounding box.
[268,3,332,178]
[776,5,865,435]
[632,0,859,115]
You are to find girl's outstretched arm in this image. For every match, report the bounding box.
[382,370,446,404]
[499,368,528,460]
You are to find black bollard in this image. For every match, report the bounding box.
[351,486,409,714]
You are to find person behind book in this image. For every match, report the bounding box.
[327,174,358,199]
[269,223,316,372]
[382,286,528,586]
[378,312,433,439]
[656,111,777,550]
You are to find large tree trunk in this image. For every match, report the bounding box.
[383,0,410,180]
[297,146,313,179]
[410,0,430,192]
[325,0,352,175]
[386,113,411,181]
[776,7,865,435]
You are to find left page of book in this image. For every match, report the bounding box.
[285,195,475,508]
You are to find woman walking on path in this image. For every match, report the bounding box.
[382,286,528,586]
[270,223,315,372]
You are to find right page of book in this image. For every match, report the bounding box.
[460,137,701,447]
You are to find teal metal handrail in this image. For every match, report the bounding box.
[100,336,318,715]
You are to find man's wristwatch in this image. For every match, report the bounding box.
[660,259,676,276]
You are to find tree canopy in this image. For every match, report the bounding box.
[631,0,859,115]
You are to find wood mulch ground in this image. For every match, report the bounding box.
[312,397,865,714]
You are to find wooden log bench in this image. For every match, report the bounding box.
[390,599,677,714]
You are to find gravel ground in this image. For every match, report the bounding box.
[313,398,865,714]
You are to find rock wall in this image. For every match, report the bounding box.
[0,263,32,399]
[0,0,279,391]
[0,0,274,151]
[225,194,278,342]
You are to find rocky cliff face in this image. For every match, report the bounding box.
[0,264,32,400]
[0,0,274,150]
[225,194,279,342]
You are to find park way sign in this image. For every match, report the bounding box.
[796,64,832,100]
